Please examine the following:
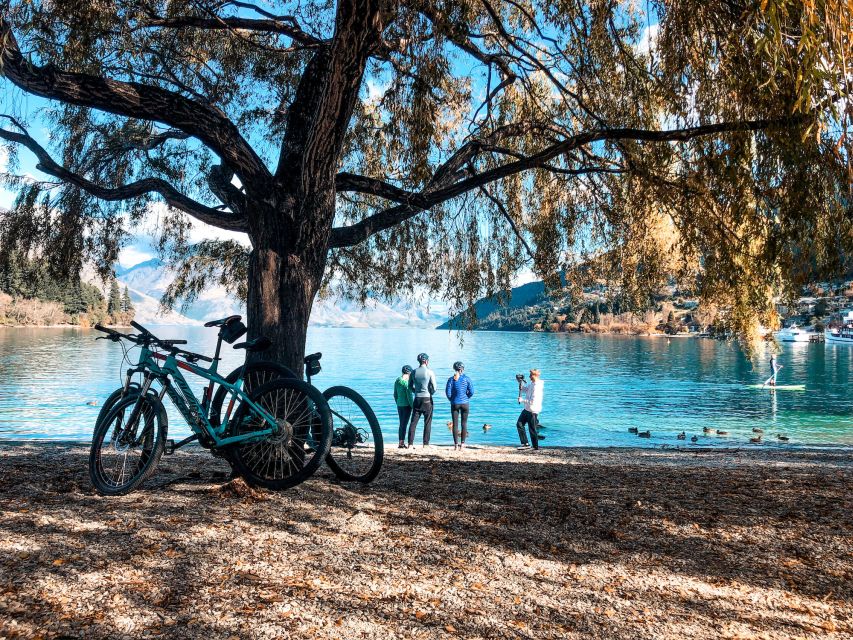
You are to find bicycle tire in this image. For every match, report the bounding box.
[89,393,167,496]
[229,378,332,490]
[209,361,296,428]
[93,383,141,432]
[324,386,384,483]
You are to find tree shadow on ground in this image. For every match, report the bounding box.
[0,444,851,639]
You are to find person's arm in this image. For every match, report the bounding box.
[409,375,415,392]
[428,371,436,396]
[445,377,453,401]
[393,380,400,403]
[466,377,474,398]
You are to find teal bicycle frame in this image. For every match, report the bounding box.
[124,342,280,448]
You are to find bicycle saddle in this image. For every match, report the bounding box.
[204,315,242,328]
[233,336,272,352]
[304,352,322,364]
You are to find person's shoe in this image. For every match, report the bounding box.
[398,443,406,449]
[516,444,530,450]
[460,442,466,450]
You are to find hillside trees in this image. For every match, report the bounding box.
[0,0,850,368]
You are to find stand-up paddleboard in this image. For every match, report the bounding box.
[747,384,806,391]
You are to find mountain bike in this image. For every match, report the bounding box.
[89,321,331,495]
[304,353,384,483]
[94,315,294,433]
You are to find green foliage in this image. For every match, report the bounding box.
[107,279,121,315]
[0,249,108,322]
[121,286,133,313]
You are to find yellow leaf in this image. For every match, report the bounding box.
[52,558,66,566]
[445,625,457,633]
[415,611,427,620]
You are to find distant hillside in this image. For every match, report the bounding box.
[438,280,556,331]
[438,279,705,335]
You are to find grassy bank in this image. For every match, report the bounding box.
[1,444,851,639]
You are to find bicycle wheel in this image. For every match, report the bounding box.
[89,393,167,496]
[324,386,384,483]
[209,361,296,427]
[229,379,332,490]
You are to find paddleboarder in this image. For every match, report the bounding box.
[768,354,781,387]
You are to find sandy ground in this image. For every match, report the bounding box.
[0,443,851,640]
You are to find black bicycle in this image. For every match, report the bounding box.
[304,353,384,483]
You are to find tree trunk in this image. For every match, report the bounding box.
[245,240,327,377]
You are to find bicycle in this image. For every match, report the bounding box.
[89,321,332,495]
[304,353,384,483]
[94,315,294,432]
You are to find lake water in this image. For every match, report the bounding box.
[1,326,852,448]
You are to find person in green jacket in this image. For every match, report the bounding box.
[394,365,414,448]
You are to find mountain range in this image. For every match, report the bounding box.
[111,259,448,329]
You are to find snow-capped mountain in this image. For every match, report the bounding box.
[112,259,446,328]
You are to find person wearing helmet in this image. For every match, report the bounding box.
[445,361,474,450]
[394,365,415,448]
[407,353,437,448]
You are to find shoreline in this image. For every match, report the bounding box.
[4,439,853,453]
[1,444,851,639]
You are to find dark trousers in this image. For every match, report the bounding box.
[451,403,470,445]
[516,409,539,449]
[408,397,433,445]
[397,406,412,442]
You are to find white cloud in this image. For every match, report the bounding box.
[119,243,155,268]
[637,23,660,56]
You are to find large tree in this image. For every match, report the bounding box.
[0,0,850,369]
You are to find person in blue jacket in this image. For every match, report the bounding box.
[445,361,474,450]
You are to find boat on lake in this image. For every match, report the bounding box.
[825,310,853,344]
[825,324,853,344]
[775,325,821,343]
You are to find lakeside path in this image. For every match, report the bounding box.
[1,444,851,639]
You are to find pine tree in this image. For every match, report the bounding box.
[121,286,133,313]
[108,279,122,316]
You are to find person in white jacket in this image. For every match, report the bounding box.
[516,369,544,450]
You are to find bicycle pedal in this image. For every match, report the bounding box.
[165,439,176,455]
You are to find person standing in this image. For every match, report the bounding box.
[768,353,781,387]
[445,361,474,450]
[516,369,544,451]
[394,365,414,448]
[408,353,436,448]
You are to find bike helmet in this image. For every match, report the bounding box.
[453,361,464,371]
[417,352,429,364]
[402,365,413,375]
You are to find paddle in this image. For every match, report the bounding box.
[762,364,783,388]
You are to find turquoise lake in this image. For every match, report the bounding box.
[1,326,852,448]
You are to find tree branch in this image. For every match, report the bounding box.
[139,15,326,48]
[0,18,271,189]
[329,116,807,247]
[0,117,247,232]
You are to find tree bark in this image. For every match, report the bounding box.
[245,239,328,377]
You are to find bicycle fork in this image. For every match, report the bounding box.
[117,375,161,447]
